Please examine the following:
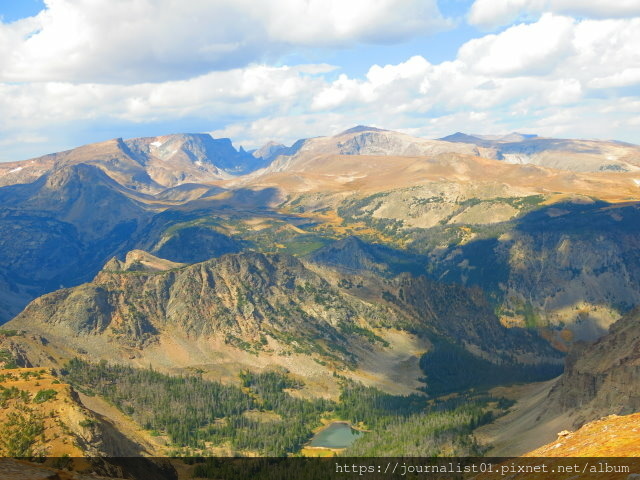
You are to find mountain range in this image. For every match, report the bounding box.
[1,125,639,461]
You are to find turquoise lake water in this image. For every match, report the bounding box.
[309,422,363,448]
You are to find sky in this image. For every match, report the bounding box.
[1,0,640,161]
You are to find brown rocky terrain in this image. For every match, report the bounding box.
[525,412,640,457]
[0,367,157,458]
[441,131,640,173]
[0,133,259,193]
[0,367,177,478]
[2,126,640,332]
[0,367,101,458]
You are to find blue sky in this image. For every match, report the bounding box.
[1,0,640,161]
[0,0,45,23]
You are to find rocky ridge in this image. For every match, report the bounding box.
[1,250,560,396]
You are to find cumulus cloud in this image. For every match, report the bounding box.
[0,0,448,83]
[458,14,575,76]
[469,0,640,30]
[0,64,325,129]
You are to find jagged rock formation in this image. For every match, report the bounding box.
[0,133,262,193]
[124,133,266,178]
[104,250,185,273]
[3,252,388,370]
[251,141,289,163]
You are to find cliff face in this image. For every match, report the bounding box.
[547,309,640,426]
[472,308,640,457]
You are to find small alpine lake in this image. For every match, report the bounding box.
[308,422,363,449]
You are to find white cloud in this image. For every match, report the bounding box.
[468,0,532,31]
[2,9,640,161]
[469,0,640,30]
[0,0,448,83]
[0,64,326,129]
[265,0,448,45]
[459,14,575,76]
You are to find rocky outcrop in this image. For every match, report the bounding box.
[125,133,265,177]
[523,412,640,456]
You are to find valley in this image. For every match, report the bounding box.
[0,126,639,470]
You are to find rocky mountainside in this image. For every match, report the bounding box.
[256,126,640,174]
[1,249,560,396]
[260,126,497,175]
[1,125,640,460]
[251,141,290,163]
[308,236,428,277]
[525,412,640,457]
[0,133,261,192]
[0,137,161,192]
[3,127,639,193]
[124,133,266,177]
[275,183,640,341]
[2,128,640,334]
[0,164,153,323]
[431,200,640,342]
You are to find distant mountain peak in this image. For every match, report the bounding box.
[439,132,484,143]
[339,125,388,135]
[252,141,289,162]
[124,132,266,176]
